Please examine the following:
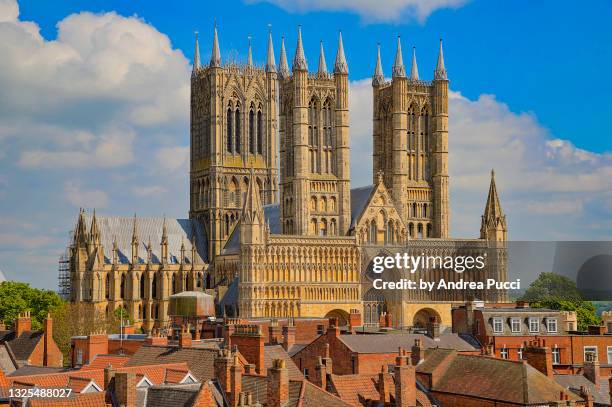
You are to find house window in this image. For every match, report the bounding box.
[529,317,540,333]
[76,349,83,365]
[500,348,509,359]
[584,346,598,362]
[546,318,557,333]
[517,347,523,360]
[607,346,612,364]
[317,325,324,335]
[303,369,309,379]
[511,318,521,333]
[552,347,560,365]
[493,317,503,333]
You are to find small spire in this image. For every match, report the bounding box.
[247,35,253,66]
[293,25,308,71]
[317,41,328,76]
[161,216,168,244]
[434,38,447,80]
[410,46,419,80]
[210,24,221,67]
[484,169,503,220]
[393,36,406,77]
[193,31,200,73]
[279,36,289,78]
[266,27,276,73]
[372,43,384,86]
[333,31,348,74]
[131,213,138,244]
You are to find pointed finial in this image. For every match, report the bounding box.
[266,27,276,73]
[410,46,419,80]
[293,25,308,71]
[210,24,221,67]
[491,168,495,179]
[193,31,200,73]
[162,216,168,242]
[333,31,348,74]
[393,36,406,77]
[372,43,384,86]
[434,38,447,80]
[131,213,138,243]
[279,36,290,78]
[247,35,253,66]
[317,41,328,76]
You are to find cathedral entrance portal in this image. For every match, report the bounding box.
[412,308,441,328]
[363,288,386,327]
[324,309,350,327]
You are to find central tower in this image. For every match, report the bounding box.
[190,28,279,257]
[278,28,351,236]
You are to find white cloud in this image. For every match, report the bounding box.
[131,185,166,197]
[347,80,612,240]
[248,0,468,23]
[64,182,109,208]
[155,146,190,173]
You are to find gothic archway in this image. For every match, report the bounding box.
[412,308,441,328]
[324,309,350,327]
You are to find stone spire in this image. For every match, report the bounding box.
[293,26,308,71]
[193,31,200,73]
[111,235,118,265]
[210,24,221,68]
[75,208,88,247]
[317,41,328,76]
[480,169,507,241]
[266,29,276,73]
[89,209,100,244]
[279,36,290,78]
[434,39,447,80]
[161,216,168,264]
[410,46,419,80]
[392,36,406,77]
[333,31,348,74]
[240,169,265,245]
[131,214,139,264]
[247,35,253,66]
[372,43,384,86]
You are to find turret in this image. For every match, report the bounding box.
[266,29,276,73]
[410,46,419,80]
[278,37,289,78]
[434,38,447,80]
[88,209,104,266]
[372,43,384,86]
[293,26,307,71]
[333,31,348,74]
[392,36,406,77]
[480,170,507,242]
[192,31,200,74]
[210,24,221,67]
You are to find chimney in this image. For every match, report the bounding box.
[426,317,440,339]
[394,351,416,407]
[230,354,242,407]
[104,365,116,389]
[282,325,295,352]
[215,349,233,394]
[43,314,53,366]
[587,325,605,336]
[243,363,255,375]
[114,371,136,407]
[84,331,109,365]
[179,325,192,348]
[268,320,282,345]
[144,330,168,346]
[267,359,289,407]
[579,385,594,407]
[378,365,390,404]
[523,340,553,378]
[14,311,32,337]
[327,318,340,339]
[583,351,600,387]
[348,309,361,333]
[230,325,265,374]
[411,339,423,366]
[313,357,327,389]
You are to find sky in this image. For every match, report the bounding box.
[0,0,611,289]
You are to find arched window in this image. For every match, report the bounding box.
[320,219,327,236]
[323,99,333,173]
[105,273,110,299]
[426,223,432,238]
[310,196,317,211]
[138,304,143,319]
[330,219,337,236]
[172,274,177,294]
[417,224,423,239]
[330,197,336,212]
[310,218,318,235]
[423,203,428,218]
[257,110,263,154]
[140,274,145,299]
[227,106,233,153]
[249,107,256,154]
[413,202,418,218]
[235,105,241,153]
[197,272,202,288]
[320,197,327,212]
[409,223,414,238]
[308,99,318,173]
[120,274,126,299]
[152,274,157,299]
[369,221,377,244]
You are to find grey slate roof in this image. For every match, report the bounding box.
[554,374,611,406]
[83,214,209,264]
[144,383,202,407]
[338,332,479,354]
[264,345,303,380]
[350,185,374,228]
[0,330,43,364]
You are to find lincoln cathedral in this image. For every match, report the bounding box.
[67,26,508,332]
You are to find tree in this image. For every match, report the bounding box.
[51,302,122,366]
[522,272,600,331]
[521,273,582,302]
[0,281,64,330]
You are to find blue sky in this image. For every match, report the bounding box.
[0,0,611,289]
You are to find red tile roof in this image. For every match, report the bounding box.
[28,392,109,407]
[80,354,130,371]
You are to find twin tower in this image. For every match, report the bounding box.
[190,27,450,257]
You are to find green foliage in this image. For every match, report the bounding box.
[522,272,600,331]
[0,281,64,330]
[521,272,582,302]
[113,307,133,325]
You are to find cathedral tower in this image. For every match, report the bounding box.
[278,28,351,236]
[190,27,279,257]
[372,38,449,238]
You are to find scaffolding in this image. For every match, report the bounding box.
[57,231,73,300]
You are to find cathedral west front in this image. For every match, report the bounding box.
[67,26,508,331]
